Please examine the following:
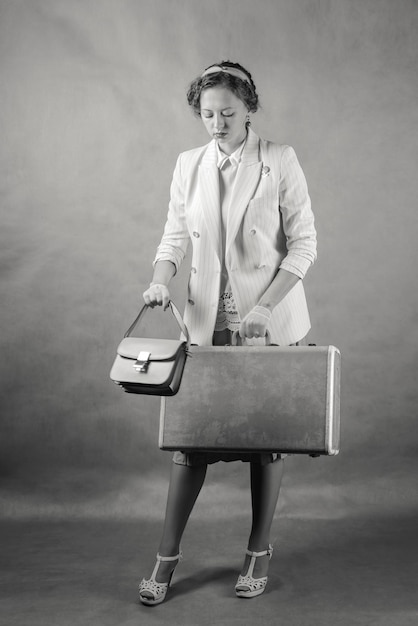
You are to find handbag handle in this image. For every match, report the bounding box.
[231,330,271,346]
[124,301,191,346]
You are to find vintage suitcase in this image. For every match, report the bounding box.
[159,344,341,456]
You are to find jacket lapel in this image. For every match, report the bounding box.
[198,140,222,261]
[226,128,262,256]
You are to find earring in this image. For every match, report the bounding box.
[246,114,251,127]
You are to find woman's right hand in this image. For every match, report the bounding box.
[142,283,171,310]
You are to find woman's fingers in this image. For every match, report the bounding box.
[239,316,268,339]
[142,284,170,309]
[239,305,272,338]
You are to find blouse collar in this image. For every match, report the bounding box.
[216,135,247,169]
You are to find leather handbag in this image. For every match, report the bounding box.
[110,301,190,396]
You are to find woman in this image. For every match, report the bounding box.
[139,61,317,605]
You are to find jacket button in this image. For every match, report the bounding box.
[249,228,256,236]
[193,231,200,238]
[191,267,197,273]
[188,299,195,305]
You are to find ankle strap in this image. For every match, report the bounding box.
[246,544,273,558]
[156,551,182,562]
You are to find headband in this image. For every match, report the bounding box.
[201,65,252,85]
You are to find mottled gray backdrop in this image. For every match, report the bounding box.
[1,0,417,522]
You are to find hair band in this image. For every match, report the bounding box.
[201,65,251,85]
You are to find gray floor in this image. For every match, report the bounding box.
[1,513,417,626]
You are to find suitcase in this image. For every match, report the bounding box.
[159,344,341,456]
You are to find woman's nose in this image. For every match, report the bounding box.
[213,114,224,129]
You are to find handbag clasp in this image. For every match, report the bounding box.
[133,351,151,373]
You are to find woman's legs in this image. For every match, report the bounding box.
[159,461,207,554]
[146,461,207,584]
[240,458,284,578]
[143,456,282,594]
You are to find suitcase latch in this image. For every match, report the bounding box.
[133,351,151,373]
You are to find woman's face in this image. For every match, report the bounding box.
[200,87,249,155]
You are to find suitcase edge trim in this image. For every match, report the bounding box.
[326,346,340,455]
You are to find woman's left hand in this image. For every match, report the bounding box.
[239,305,272,339]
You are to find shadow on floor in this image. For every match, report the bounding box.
[1,512,417,626]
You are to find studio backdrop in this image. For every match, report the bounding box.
[1,0,417,520]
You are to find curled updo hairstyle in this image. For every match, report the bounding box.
[187,60,259,116]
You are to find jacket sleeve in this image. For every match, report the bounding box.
[153,153,190,272]
[278,146,317,279]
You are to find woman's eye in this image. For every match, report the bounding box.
[223,113,234,118]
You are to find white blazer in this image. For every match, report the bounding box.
[154,128,317,346]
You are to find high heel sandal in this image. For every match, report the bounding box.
[235,544,273,598]
[139,551,182,606]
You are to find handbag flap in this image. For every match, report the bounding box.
[117,337,185,361]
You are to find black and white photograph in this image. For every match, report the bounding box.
[1,1,417,625]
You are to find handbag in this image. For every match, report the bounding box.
[110,301,190,396]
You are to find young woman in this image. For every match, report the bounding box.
[139,61,317,605]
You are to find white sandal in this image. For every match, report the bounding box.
[139,551,182,606]
[235,545,273,598]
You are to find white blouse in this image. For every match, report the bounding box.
[214,140,246,332]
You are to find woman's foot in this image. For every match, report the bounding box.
[139,552,182,606]
[235,545,273,598]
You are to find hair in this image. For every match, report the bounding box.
[186,60,259,116]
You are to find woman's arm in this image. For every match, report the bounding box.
[239,269,300,338]
[143,260,176,310]
[257,268,300,312]
[277,146,317,278]
[143,153,189,309]
[240,146,316,339]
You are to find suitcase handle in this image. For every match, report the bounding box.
[124,301,190,346]
[231,330,272,346]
